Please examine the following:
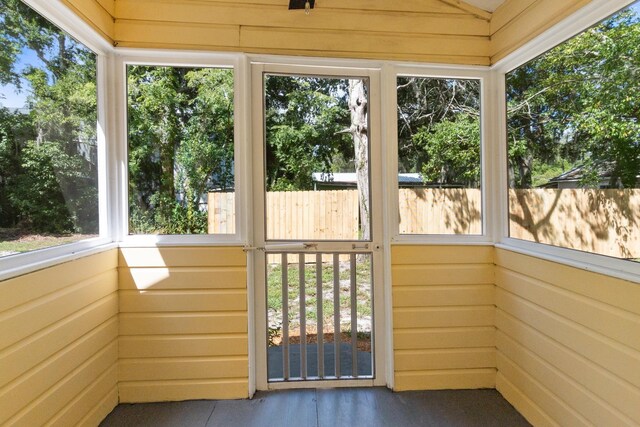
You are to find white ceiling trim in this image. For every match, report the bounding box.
[437,0,492,20]
[463,0,506,12]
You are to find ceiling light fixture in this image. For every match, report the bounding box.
[288,0,315,15]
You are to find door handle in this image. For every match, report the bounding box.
[352,243,370,250]
[260,242,318,251]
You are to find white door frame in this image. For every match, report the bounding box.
[250,62,387,391]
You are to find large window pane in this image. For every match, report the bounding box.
[0,0,98,257]
[506,2,640,262]
[263,74,371,241]
[397,77,482,235]
[127,66,234,235]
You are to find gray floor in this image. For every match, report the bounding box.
[100,387,531,427]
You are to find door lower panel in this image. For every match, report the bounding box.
[266,251,373,382]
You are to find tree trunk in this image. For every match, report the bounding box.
[349,79,370,241]
[159,105,177,210]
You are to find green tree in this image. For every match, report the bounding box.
[0,107,35,227]
[0,0,98,234]
[264,75,353,191]
[416,113,480,186]
[127,66,234,234]
[507,8,640,189]
[397,77,480,178]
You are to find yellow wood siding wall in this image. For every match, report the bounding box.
[490,0,591,63]
[118,246,248,402]
[0,250,119,426]
[61,0,604,66]
[391,245,496,391]
[111,0,491,65]
[62,0,115,43]
[495,249,640,426]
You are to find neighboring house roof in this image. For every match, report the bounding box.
[312,172,423,186]
[541,164,640,188]
[311,172,471,188]
[544,166,590,186]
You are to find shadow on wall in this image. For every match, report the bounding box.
[399,188,482,235]
[509,189,640,259]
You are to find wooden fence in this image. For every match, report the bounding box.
[266,190,359,241]
[208,192,235,234]
[209,190,358,262]
[509,188,640,259]
[209,188,640,260]
[398,188,482,235]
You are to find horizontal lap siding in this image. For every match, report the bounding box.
[118,246,248,402]
[0,249,119,427]
[391,245,496,391]
[495,249,640,426]
[62,0,115,42]
[490,0,590,63]
[113,0,491,65]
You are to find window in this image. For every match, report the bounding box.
[396,76,482,235]
[0,1,99,258]
[506,2,640,262]
[126,65,235,235]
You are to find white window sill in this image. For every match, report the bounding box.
[496,238,640,284]
[119,234,244,247]
[0,238,117,282]
[390,235,494,245]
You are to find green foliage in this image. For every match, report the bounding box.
[507,7,640,189]
[264,75,353,191]
[0,108,35,226]
[0,0,98,236]
[130,193,207,235]
[397,77,481,180]
[9,140,98,234]
[531,160,572,188]
[127,66,234,234]
[414,114,480,186]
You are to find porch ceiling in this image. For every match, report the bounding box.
[67,0,586,65]
[464,0,507,12]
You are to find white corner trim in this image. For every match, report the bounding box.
[492,0,638,73]
[21,0,112,55]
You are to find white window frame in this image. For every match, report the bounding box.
[115,49,249,247]
[386,64,494,245]
[492,0,640,283]
[0,0,115,281]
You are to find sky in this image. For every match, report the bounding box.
[0,84,26,109]
[0,49,42,109]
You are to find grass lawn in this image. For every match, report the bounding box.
[0,229,96,256]
[266,255,373,345]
